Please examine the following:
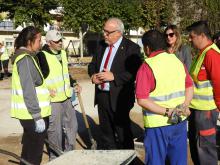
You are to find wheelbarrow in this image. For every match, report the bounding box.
[45,150,136,165]
[45,138,137,165]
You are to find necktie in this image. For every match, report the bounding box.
[101,45,113,89]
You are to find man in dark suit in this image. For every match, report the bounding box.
[88,18,142,149]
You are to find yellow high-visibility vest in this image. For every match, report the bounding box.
[190,43,220,110]
[143,52,186,128]
[43,50,71,102]
[11,54,51,119]
[1,47,9,61]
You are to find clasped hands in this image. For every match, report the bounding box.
[167,104,190,124]
[91,68,114,84]
[173,104,191,117]
[167,104,191,118]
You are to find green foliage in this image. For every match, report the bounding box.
[0,0,59,30]
[200,0,220,33]
[140,0,174,30]
[61,0,106,32]
[61,0,142,33]
[176,0,220,33]
[0,0,219,34]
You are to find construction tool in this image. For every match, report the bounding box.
[77,92,97,149]
[0,148,32,165]
[44,139,64,156]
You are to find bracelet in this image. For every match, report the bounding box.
[164,108,169,117]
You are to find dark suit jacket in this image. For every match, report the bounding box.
[88,37,142,112]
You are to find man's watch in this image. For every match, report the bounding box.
[164,108,169,117]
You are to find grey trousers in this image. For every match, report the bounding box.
[188,109,219,165]
[48,99,78,160]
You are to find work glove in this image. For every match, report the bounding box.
[35,118,46,133]
[168,104,190,124]
[175,104,190,116]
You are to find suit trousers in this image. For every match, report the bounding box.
[19,117,49,165]
[97,90,134,149]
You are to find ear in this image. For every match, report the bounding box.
[144,46,150,57]
[26,40,33,51]
[47,41,52,46]
[201,33,207,39]
[27,40,31,46]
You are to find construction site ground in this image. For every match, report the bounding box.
[0,64,210,165]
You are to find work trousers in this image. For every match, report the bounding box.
[97,90,134,149]
[19,117,49,165]
[188,109,219,165]
[47,99,78,160]
[144,120,187,165]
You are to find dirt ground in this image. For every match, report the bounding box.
[0,66,196,165]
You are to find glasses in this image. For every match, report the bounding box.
[102,29,118,36]
[165,33,175,38]
[52,39,62,44]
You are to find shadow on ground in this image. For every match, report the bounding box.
[75,110,145,164]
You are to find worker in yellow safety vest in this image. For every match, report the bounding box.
[36,30,81,160]
[136,30,194,165]
[187,21,220,165]
[0,42,12,80]
[11,26,51,165]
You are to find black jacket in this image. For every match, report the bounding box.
[88,37,142,112]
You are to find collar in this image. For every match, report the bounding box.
[148,50,165,58]
[111,36,123,49]
[199,41,213,54]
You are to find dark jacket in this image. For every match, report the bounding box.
[176,44,192,71]
[88,37,142,112]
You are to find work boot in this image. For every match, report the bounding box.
[0,73,3,80]
[5,72,12,78]
[3,72,12,78]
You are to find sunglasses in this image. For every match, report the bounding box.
[52,39,62,44]
[165,33,175,38]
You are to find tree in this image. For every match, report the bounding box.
[140,0,174,30]
[175,0,220,33]
[0,0,59,30]
[61,0,142,33]
[200,0,220,33]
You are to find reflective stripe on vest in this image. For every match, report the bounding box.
[43,50,71,102]
[11,54,51,119]
[151,90,185,102]
[190,44,220,110]
[1,48,9,61]
[143,52,186,128]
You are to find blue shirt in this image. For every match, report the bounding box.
[99,37,123,91]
